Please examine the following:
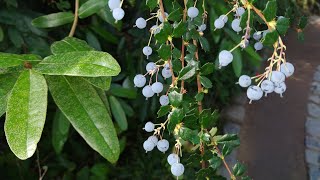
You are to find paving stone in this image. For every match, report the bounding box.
[306,149,320,166]
[224,122,241,134]
[306,136,320,151]
[308,165,320,180]
[308,103,320,118]
[309,95,320,104]
[311,82,320,95]
[306,117,320,138]
[314,71,320,82]
[222,105,246,124]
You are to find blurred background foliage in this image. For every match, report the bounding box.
[0,0,308,179]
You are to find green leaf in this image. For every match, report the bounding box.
[178,65,196,80]
[46,76,120,163]
[199,37,210,52]
[157,105,171,118]
[0,53,42,69]
[263,30,279,46]
[168,91,183,107]
[168,9,182,22]
[78,0,107,19]
[232,48,242,77]
[0,74,18,117]
[0,26,3,42]
[167,108,184,132]
[298,16,308,29]
[276,17,290,35]
[233,162,247,176]
[5,70,48,160]
[109,96,128,131]
[83,76,112,91]
[95,88,111,115]
[8,27,23,48]
[200,76,213,89]
[157,44,171,60]
[178,127,200,145]
[86,31,102,50]
[172,21,187,38]
[262,0,277,22]
[52,110,70,154]
[208,155,222,170]
[32,12,75,28]
[200,62,214,75]
[108,85,137,99]
[146,0,158,10]
[51,37,94,55]
[34,51,121,77]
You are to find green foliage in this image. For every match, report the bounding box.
[0,0,306,179]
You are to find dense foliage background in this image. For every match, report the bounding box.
[0,0,311,179]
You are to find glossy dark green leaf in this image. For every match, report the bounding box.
[0,74,18,117]
[200,76,213,89]
[276,17,290,35]
[168,91,183,107]
[109,96,128,131]
[262,0,277,22]
[78,0,107,19]
[263,30,279,46]
[233,162,246,176]
[83,76,112,90]
[35,51,121,77]
[46,76,120,163]
[157,44,171,60]
[51,37,94,55]
[32,12,75,28]
[5,70,48,160]
[200,62,214,75]
[178,65,196,80]
[199,37,210,52]
[146,0,158,10]
[157,105,171,118]
[208,155,222,170]
[178,127,200,144]
[167,108,184,132]
[172,21,187,38]
[196,168,215,179]
[52,110,70,154]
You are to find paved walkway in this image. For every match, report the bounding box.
[238,17,320,180]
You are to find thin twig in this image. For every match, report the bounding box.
[69,0,79,37]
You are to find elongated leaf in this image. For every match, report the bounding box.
[79,0,107,19]
[0,74,18,117]
[8,27,23,48]
[51,37,94,55]
[32,12,75,28]
[95,88,111,115]
[5,70,48,160]
[0,53,42,68]
[46,76,120,163]
[83,76,111,90]
[34,51,121,77]
[108,96,128,131]
[52,110,70,154]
